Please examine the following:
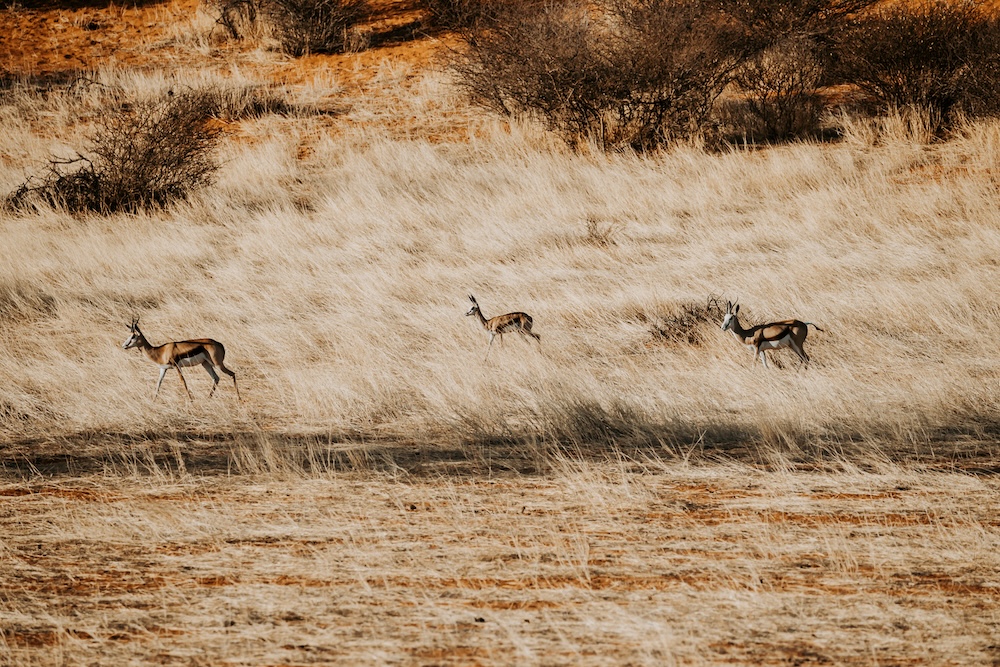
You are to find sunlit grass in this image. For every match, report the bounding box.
[3,70,1000,461]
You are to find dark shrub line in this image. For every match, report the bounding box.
[447,0,1000,149]
[835,0,1000,129]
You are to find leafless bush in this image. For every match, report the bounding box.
[212,0,368,54]
[583,217,624,248]
[451,3,611,145]
[606,0,752,148]
[420,0,549,31]
[713,0,878,142]
[724,35,826,141]
[723,0,878,50]
[269,0,369,54]
[452,0,754,150]
[420,0,495,30]
[836,0,1000,126]
[626,296,726,348]
[7,91,223,214]
[652,296,726,346]
[213,83,297,120]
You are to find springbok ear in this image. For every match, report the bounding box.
[734,305,740,314]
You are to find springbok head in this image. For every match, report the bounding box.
[466,294,480,317]
[720,301,739,332]
[123,316,143,349]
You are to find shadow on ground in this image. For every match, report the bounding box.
[3,421,1000,480]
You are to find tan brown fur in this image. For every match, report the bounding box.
[466,294,540,360]
[721,302,822,369]
[123,318,241,400]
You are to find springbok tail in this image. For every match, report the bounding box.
[806,322,824,332]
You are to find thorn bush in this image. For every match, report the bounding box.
[7,90,223,214]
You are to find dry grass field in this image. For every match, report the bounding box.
[2,0,1000,664]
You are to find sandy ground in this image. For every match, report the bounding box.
[3,451,1000,666]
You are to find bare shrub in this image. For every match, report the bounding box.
[213,83,296,120]
[725,35,826,141]
[211,0,263,39]
[583,217,624,248]
[451,2,613,145]
[836,0,1000,127]
[452,0,754,150]
[606,0,752,148]
[420,0,497,30]
[625,296,725,348]
[270,0,368,55]
[714,0,878,143]
[7,90,223,214]
[420,0,548,31]
[723,0,878,50]
[653,299,725,347]
[209,0,367,54]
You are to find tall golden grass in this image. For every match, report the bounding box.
[2,67,1000,466]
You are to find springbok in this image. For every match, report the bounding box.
[122,317,241,400]
[720,301,822,368]
[465,294,540,360]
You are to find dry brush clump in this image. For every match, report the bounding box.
[449,0,895,148]
[720,0,877,142]
[617,296,727,349]
[449,2,611,146]
[607,0,754,148]
[211,0,369,54]
[450,0,1000,147]
[724,35,827,142]
[650,299,725,348]
[6,89,223,214]
[418,0,511,30]
[451,0,755,150]
[265,0,369,55]
[836,0,1000,129]
[2,72,316,215]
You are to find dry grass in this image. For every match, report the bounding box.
[2,0,1000,664]
[3,461,999,665]
[5,82,1000,456]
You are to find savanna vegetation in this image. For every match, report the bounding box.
[2,0,1000,664]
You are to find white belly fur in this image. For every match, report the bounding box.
[174,353,210,368]
[758,335,791,351]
